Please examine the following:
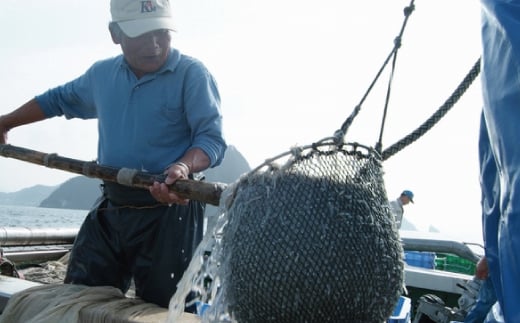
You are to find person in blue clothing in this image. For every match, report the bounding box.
[479,0,520,321]
[464,256,497,323]
[0,0,226,308]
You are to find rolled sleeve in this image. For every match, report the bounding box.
[184,62,227,167]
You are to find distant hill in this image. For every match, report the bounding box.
[39,176,103,210]
[202,145,251,221]
[0,184,57,207]
[204,145,250,184]
[1,145,251,212]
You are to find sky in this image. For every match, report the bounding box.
[0,1,483,243]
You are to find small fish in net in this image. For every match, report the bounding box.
[168,141,404,323]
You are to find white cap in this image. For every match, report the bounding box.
[110,0,175,38]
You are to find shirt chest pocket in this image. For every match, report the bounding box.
[159,104,185,125]
[144,103,189,142]
[142,103,190,148]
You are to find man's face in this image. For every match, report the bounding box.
[118,29,171,78]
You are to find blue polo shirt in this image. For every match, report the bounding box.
[36,48,226,173]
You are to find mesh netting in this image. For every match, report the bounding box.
[168,141,404,323]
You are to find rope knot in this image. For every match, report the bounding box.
[403,4,415,17]
[394,36,402,48]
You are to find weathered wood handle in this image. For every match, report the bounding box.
[0,144,227,206]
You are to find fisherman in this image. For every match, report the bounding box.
[463,255,497,322]
[0,0,226,309]
[389,190,414,229]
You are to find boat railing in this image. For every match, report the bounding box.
[0,227,77,247]
[400,230,481,263]
[0,227,78,264]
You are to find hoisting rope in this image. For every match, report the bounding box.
[381,58,481,161]
[333,0,481,162]
[375,3,416,155]
[334,0,416,145]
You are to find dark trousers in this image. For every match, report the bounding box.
[64,182,204,308]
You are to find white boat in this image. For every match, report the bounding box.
[0,226,485,323]
[400,230,482,323]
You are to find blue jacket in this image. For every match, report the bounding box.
[479,1,520,321]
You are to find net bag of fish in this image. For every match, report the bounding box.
[170,141,404,323]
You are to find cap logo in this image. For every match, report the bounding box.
[141,1,157,13]
[111,0,174,37]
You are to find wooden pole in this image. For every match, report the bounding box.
[0,144,227,206]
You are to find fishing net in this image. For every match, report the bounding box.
[168,139,404,323]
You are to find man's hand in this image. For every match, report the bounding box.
[149,162,190,205]
[475,256,489,280]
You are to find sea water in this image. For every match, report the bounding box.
[0,205,87,228]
